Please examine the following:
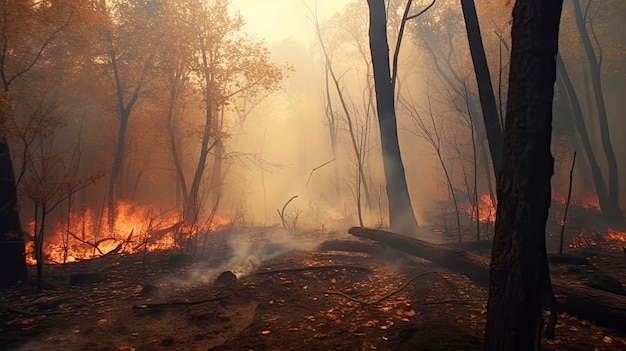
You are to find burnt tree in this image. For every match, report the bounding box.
[460,0,504,177]
[484,0,564,350]
[367,0,419,235]
[0,139,27,287]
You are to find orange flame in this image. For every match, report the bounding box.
[25,201,231,265]
[465,194,496,223]
[605,228,626,243]
[551,192,601,211]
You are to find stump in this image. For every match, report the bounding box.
[215,271,237,284]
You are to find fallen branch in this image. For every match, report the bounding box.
[0,304,71,316]
[66,230,116,255]
[306,159,335,186]
[255,265,372,276]
[277,195,299,232]
[324,271,436,305]
[132,295,228,309]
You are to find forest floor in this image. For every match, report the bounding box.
[1,228,625,351]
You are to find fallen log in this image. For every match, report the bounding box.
[443,241,594,267]
[317,239,385,255]
[348,227,626,332]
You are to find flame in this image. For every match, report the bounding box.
[605,228,626,243]
[551,192,568,204]
[210,215,232,232]
[465,194,496,223]
[25,201,231,265]
[551,192,601,211]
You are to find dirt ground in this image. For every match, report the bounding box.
[1,229,625,351]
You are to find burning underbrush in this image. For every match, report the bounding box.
[25,201,232,265]
[429,190,626,247]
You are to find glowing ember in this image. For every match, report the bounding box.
[551,192,568,204]
[24,201,231,265]
[465,194,496,223]
[605,228,626,243]
[568,231,597,249]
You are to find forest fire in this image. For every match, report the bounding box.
[551,191,602,211]
[25,201,231,265]
[464,194,496,223]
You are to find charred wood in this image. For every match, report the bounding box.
[348,227,626,331]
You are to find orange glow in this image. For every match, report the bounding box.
[25,201,231,265]
[465,194,496,223]
[551,192,567,204]
[551,192,601,211]
[568,231,597,249]
[605,228,626,243]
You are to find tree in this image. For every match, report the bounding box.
[484,0,564,349]
[162,0,283,225]
[459,0,504,177]
[366,0,419,235]
[312,7,374,226]
[94,0,161,230]
[0,0,75,287]
[21,120,102,289]
[555,52,612,223]
[570,0,622,223]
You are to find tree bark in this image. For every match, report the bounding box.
[484,0,564,349]
[0,139,27,287]
[348,227,626,333]
[366,0,419,235]
[459,0,504,177]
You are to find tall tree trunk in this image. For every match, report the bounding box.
[0,138,27,287]
[460,0,504,177]
[166,82,189,209]
[555,53,610,217]
[484,0,564,349]
[571,0,622,223]
[106,46,145,231]
[107,114,130,231]
[367,0,419,235]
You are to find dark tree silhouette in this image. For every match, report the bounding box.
[459,0,504,177]
[0,140,27,287]
[366,0,419,235]
[484,0,564,349]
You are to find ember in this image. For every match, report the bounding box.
[605,228,626,243]
[25,201,231,265]
[568,231,598,249]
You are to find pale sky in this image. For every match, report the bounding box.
[232,0,351,43]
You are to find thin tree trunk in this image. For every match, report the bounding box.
[187,44,215,223]
[555,53,610,217]
[484,0,564,349]
[459,0,504,177]
[571,0,622,223]
[166,83,189,208]
[367,0,419,235]
[106,44,146,230]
